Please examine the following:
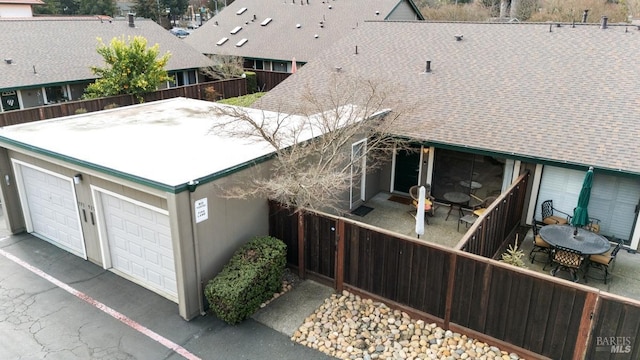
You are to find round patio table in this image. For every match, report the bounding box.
[443,191,470,220]
[539,224,610,255]
[459,180,482,192]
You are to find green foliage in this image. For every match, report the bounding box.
[217,92,265,107]
[134,0,159,21]
[245,71,258,94]
[83,36,172,103]
[78,0,116,15]
[501,239,527,268]
[36,0,115,15]
[204,236,287,324]
[74,108,88,114]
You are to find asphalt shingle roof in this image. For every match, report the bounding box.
[0,17,214,90]
[185,0,421,62]
[256,21,640,175]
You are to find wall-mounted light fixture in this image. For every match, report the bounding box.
[187,180,200,192]
[73,174,83,185]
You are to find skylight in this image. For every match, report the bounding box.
[261,18,272,26]
[216,37,229,46]
[230,26,242,34]
[235,38,248,47]
[236,7,247,15]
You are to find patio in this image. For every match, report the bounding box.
[347,191,640,302]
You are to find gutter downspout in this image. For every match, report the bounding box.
[187,180,205,316]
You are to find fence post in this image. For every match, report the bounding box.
[444,252,457,329]
[297,211,305,279]
[573,291,599,359]
[335,218,345,292]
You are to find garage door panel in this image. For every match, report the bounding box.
[99,191,177,300]
[18,164,85,258]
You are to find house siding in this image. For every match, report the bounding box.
[386,1,420,20]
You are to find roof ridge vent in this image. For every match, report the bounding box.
[235,38,248,47]
[236,7,247,15]
[261,17,272,26]
[231,26,242,34]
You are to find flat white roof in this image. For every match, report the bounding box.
[0,98,316,192]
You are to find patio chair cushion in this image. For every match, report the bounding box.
[543,215,568,225]
[534,234,551,248]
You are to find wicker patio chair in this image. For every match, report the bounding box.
[549,246,584,282]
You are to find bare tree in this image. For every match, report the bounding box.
[208,74,415,214]
[201,55,245,80]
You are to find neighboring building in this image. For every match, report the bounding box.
[185,0,423,73]
[255,21,640,251]
[0,0,43,17]
[0,16,214,112]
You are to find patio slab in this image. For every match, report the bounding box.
[346,192,467,248]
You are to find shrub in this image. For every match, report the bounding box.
[244,71,257,93]
[74,108,88,114]
[103,103,119,110]
[501,239,527,268]
[204,86,220,102]
[204,236,287,324]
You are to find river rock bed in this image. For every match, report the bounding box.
[291,290,524,360]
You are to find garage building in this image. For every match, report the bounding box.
[0,97,298,320]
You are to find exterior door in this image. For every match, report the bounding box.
[94,189,177,302]
[393,149,421,194]
[13,161,86,258]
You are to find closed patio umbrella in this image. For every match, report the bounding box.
[571,166,594,235]
[415,186,425,238]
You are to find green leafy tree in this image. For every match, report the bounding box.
[79,0,116,15]
[133,0,160,21]
[84,36,172,102]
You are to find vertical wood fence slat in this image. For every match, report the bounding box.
[574,291,599,359]
[298,211,305,279]
[335,219,345,292]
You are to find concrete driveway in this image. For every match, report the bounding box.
[0,233,333,360]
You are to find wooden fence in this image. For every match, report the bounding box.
[456,172,530,258]
[0,76,254,126]
[269,177,640,359]
[253,70,291,92]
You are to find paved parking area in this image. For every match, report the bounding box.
[0,233,333,360]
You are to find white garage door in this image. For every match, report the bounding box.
[536,166,640,242]
[96,190,177,301]
[15,162,85,258]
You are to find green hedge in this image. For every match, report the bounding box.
[245,71,257,93]
[204,236,287,324]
